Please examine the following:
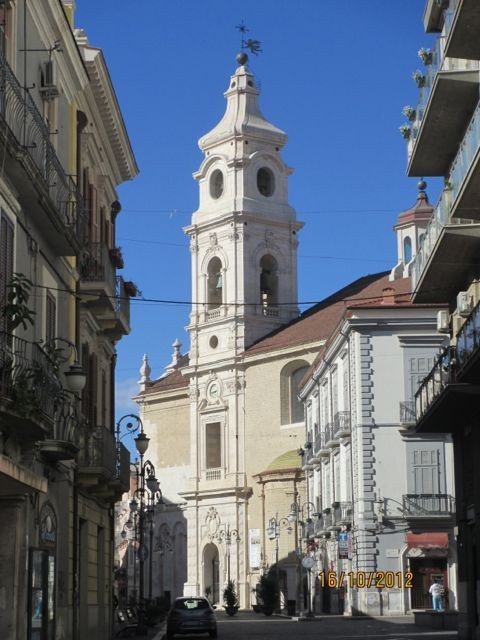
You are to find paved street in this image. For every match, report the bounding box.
[153,612,458,640]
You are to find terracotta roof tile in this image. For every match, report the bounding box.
[140,355,190,395]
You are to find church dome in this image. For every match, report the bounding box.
[265,449,302,472]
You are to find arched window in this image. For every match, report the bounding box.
[207,257,223,308]
[404,236,412,263]
[260,254,278,308]
[280,360,309,425]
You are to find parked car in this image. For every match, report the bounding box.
[166,597,217,638]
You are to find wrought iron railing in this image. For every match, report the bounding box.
[399,400,416,423]
[0,49,84,243]
[116,441,131,489]
[0,331,61,426]
[415,346,455,420]
[402,493,455,516]
[77,425,116,476]
[333,501,353,525]
[456,298,480,373]
[325,422,339,446]
[115,277,131,327]
[333,411,351,437]
[79,241,116,289]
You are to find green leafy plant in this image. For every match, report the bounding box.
[2,273,36,330]
[223,579,239,615]
[257,573,277,615]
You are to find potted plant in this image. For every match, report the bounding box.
[399,124,411,140]
[402,105,416,122]
[257,574,277,616]
[418,47,433,65]
[223,579,239,616]
[123,281,139,297]
[412,70,426,88]
[109,246,124,269]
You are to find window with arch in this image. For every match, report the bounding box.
[280,360,309,425]
[404,236,412,263]
[207,257,223,308]
[260,254,278,308]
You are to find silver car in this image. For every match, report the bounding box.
[166,597,217,638]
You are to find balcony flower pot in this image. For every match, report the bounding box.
[412,70,426,88]
[418,47,433,65]
[109,247,124,269]
[402,105,416,122]
[123,280,138,297]
[399,124,411,140]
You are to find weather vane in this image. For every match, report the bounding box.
[236,21,262,56]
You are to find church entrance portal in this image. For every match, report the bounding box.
[203,543,220,604]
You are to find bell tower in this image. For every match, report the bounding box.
[185,52,303,369]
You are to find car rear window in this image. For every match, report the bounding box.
[175,599,209,610]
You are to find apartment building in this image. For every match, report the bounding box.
[403,0,480,637]
[0,2,137,639]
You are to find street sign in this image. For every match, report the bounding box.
[338,532,350,559]
[302,556,315,570]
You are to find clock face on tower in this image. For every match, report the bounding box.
[208,382,220,399]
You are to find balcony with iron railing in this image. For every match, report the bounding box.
[77,425,117,488]
[79,241,117,307]
[407,33,479,177]
[333,411,351,439]
[402,493,455,518]
[0,49,85,254]
[325,422,340,448]
[411,186,480,302]
[94,276,131,339]
[0,331,62,435]
[456,297,480,378]
[333,501,353,527]
[313,431,330,459]
[399,400,416,425]
[415,345,480,433]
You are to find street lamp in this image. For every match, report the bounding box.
[44,337,86,394]
[267,514,292,612]
[216,523,240,584]
[287,500,317,617]
[115,414,162,635]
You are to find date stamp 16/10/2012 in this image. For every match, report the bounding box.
[318,571,413,589]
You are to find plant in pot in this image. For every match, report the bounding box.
[412,70,426,88]
[223,579,239,616]
[257,573,277,616]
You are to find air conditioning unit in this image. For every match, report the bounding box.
[39,60,59,99]
[457,291,473,318]
[436,310,450,334]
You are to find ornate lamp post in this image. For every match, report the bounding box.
[267,513,292,612]
[216,523,239,584]
[287,501,317,616]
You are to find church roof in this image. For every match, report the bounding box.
[265,449,302,472]
[394,182,433,229]
[140,354,189,395]
[244,271,412,357]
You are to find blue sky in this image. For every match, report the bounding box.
[74,1,441,439]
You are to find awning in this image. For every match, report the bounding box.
[406,532,449,549]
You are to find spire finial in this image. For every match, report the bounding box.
[235,21,262,66]
[417,178,427,193]
[138,354,151,392]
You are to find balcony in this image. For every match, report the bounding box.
[402,493,455,518]
[456,297,480,379]
[423,0,449,33]
[415,345,480,433]
[411,189,480,302]
[0,50,85,255]
[407,35,479,177]
[325,423,340,448]
[333,411,351,439]
[399,400,416,425]
[314,431,330,459]
[110,442,131,499]
[92,276,131,339]
[447,101,480,221]
[444,0,480,61]
[0,332,62,435]
[77,426,117,489]
[79,241,117,307]
[333,501,353,528]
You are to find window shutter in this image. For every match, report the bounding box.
[0,212,14,333]
[45,293,56,344]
